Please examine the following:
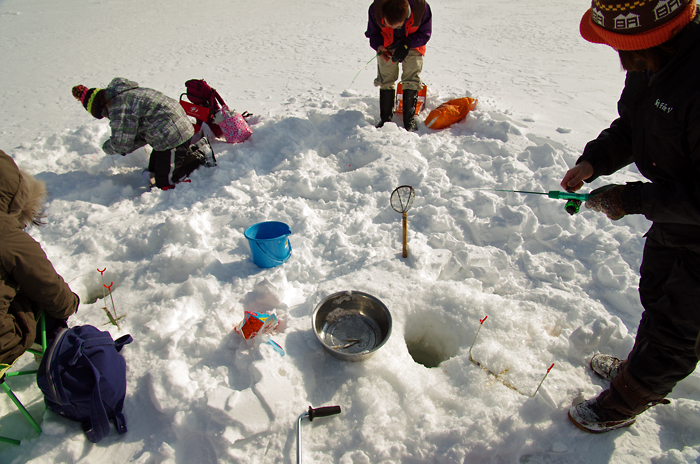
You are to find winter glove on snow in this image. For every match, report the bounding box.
[585,184,626,220]
[391,38,411,63]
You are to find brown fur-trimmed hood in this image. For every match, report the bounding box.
[0,150,47,228]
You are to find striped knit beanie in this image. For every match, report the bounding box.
[72,85,106,119]
[581,0,697,50]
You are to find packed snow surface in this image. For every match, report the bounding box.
[2,0,700,463]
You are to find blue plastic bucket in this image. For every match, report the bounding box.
[244,221,292,268]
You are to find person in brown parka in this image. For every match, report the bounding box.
[0,149,79,366]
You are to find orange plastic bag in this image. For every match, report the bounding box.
[394,83,427,115]
[424,97,478,130]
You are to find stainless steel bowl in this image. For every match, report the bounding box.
[312,291,392,362]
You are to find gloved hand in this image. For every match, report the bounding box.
[585,184,626,220]
[391,38,411,63]
[377,46,393,62]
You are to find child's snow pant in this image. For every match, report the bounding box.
[374,49,423,91]
[626,236,700,395]
[148,139,202,189]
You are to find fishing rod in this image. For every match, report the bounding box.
[347,53,381,90]
[484,189,590,215]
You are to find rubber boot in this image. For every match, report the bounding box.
[376,89,395,128]
[402,89,418,132]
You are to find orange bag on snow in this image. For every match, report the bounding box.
[424,97,478,130]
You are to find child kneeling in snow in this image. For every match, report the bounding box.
[73,77,212,190]
[0,150,79,365]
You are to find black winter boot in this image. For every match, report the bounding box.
[402,89,418,132]
[376,89,395,128]
[590,354,626,382]
[568,366,670,433]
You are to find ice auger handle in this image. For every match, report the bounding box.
[308,405,341,421]
[298,406,342,463]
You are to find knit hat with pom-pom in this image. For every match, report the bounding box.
[72,85,106,119]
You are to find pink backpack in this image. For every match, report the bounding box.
[218,106,252,144]
[180,80,252,143]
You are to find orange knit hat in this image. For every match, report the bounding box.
[581,0,697,50]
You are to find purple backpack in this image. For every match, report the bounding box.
[37,326,133,443]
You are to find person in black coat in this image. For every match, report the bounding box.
[562,0,700,433]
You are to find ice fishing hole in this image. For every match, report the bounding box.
[405,316,461,368]
[407,338,445,368]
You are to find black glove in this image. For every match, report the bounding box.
[585,184,626,220]
[391,38,411,63]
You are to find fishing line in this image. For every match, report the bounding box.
[347,53,381,90]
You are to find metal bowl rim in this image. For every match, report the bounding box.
[312,291,392,357]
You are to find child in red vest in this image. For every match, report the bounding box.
[365,0,432,131]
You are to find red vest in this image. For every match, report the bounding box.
[380,11,426,55]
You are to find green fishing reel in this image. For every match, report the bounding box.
[565,199,582,215]
[546,190,587,216]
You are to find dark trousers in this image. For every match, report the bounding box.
[627,237,700,395]
[148,140,201,189]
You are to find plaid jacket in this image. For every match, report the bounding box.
[102,78,194,155]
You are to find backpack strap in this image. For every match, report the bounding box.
[80,332,115,351]
[82,351,112,443]
[114,334,133,353]
[80,332,133,442]
[113,411,128,435]
[211,88,227,110]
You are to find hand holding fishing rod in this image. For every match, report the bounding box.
[560,161,594,193]
[491,189,590,201]
[559,160,628,220]
[557,160,595,214]
[487,188,590,216]
[377,46,393,62]
[489,185,629,218]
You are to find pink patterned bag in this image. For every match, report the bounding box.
[218,105,252,144]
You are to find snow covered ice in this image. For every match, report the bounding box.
[2,0,700,463]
